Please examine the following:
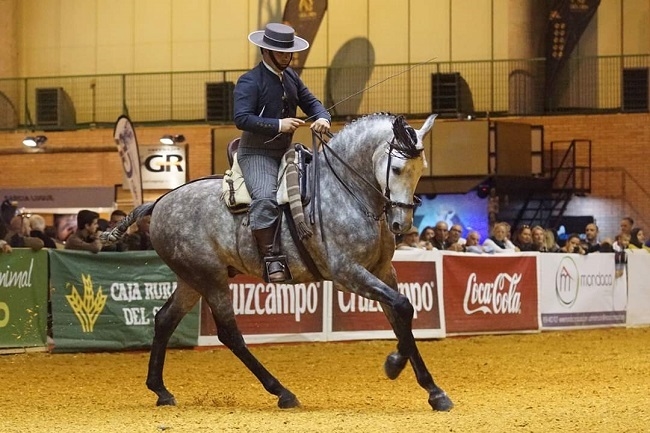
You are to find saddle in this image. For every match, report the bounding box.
[222,138,313,214]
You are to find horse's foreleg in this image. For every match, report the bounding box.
[146,279,201,406]
[206,291,300,409]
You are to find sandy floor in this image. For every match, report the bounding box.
[1,327,649,432]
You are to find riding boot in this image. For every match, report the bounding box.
[252,226,290,283]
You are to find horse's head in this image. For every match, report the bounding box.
[373,114,437,234]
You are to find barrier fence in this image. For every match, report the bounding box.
[1,249,649,353]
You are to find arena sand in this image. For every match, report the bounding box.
[1,327,648,432]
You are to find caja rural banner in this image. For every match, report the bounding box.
[442,252,539,334]
[0,249,48,349]
[199,275,328,346]
[329,249,445,340]
[539,253,627,329]
[49,250,199,352]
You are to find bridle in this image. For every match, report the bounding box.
[309,129,422,238]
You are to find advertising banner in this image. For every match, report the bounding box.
[329,250,445,341]
[623,251,650,326]
[113,115,143,206]
[539,253,626,329]
[0,250,48,349]
[199,275,327,345]
[128,144,187,190]
[442,252,539,334]
[49,250,198,352]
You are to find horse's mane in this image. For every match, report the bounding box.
[330,112,420,159]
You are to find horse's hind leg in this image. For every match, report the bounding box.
[204,289,300,409]
[146,278,201,406]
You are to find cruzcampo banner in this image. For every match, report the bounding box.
[49,250,199,352]
[0,249,49,349]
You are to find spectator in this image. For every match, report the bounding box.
[446,224,466,251]
[581,223,601,253]
[108,209,127,229]
[613,217,634,251]
[28,214,57,248]
[101,209,129,252]
[124,215,154,251]
[54,213,77,244]
[65,210,102,253]
[531,225,546,251]
[430,221,450,250]
[464,230,483,253]
[3,214,44,251]
[629,228,650,252]
[418,226,435,249]
[0,218,11,253]
[397,226,430,250]
[513,225,536,251]
[482,222,516,254]
[541,229,561,252]
[561,233,586,255]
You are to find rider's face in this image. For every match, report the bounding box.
[263,49,292,71]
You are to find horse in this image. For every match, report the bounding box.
[103,112,453,412]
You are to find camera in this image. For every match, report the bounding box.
[573,246,580,253]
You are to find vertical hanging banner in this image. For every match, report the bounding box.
[544,0,601,102]
[49,250,199,352]
[282,0,328,74]
[0,250,49,349]
[113,115,143,206]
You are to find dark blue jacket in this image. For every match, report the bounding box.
[233,62,330,150]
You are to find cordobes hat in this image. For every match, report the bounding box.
[248,23,309,53]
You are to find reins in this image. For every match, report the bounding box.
[308,127,421,242]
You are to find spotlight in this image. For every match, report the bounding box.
[22,135,48,148]
[160,134,185,145]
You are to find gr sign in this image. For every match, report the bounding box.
[124,144,187,190]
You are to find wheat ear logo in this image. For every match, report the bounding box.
[65,274,107,332]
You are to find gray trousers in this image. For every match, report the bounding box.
[237,147,285,231]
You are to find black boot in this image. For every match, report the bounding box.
[252,226,290,283]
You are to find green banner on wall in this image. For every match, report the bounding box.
[49,250,199,352]
[0,249,49,349]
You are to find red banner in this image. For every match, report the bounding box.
[442,254,539,334]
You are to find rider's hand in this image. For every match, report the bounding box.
[311,118,330,134]
[279,117,305,133]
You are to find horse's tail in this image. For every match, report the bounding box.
[99,202,155,246]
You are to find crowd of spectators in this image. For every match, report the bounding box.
[1,200,152,255]
[396,216,650,255]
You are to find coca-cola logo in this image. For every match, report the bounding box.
[463,272,522,315]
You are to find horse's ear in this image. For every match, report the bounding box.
[416,114,437,146]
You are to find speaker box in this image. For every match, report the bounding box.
[206,82,235,122]
[36,87,76,130]
[622,68,648,112]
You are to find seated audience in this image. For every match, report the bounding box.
[418,226,435,250]
[397,226,431,250]
[430,221,450,250]
[482,222,516,254]
[446,224,466,251]
[628,228,649,252]
[464,230,483,253]
[65,210,102,253]
[28,214,57,248]
[124,215,154,251]
[541,229,561,252]
[513,225,536,251]
[561,233,586,255]
[3,214,44,251]
[581,223,601,253]
[531,225,546,251]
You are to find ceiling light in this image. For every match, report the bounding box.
[22,135,48,148]
[160,134,185,145]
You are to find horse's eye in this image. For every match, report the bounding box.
[392,167,402,175]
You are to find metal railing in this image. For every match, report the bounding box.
[1,54,649,130]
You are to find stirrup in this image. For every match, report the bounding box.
[263,254,292,283]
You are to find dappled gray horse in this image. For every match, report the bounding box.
[104,113,452,411]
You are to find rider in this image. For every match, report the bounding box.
[233,23,331,283]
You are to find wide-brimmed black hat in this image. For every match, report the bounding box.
[248,23,309,53]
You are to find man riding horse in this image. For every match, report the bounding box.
[233,23,331,283]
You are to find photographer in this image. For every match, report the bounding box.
[561,233,586,255]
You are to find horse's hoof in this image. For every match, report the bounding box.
[156,395,177,406]
[278,391,301,409]
[428,391,453,412]
[384,351,408,380]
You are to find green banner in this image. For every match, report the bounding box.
[0,249,49,349]
[49,250,199,352]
